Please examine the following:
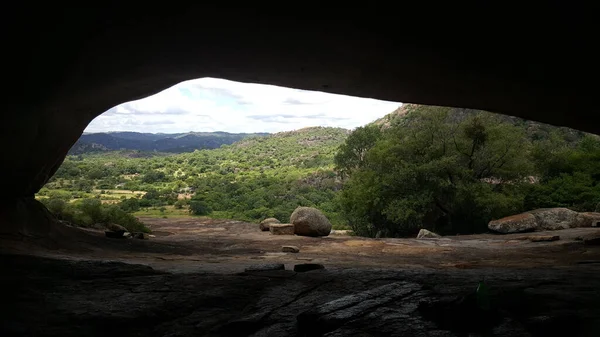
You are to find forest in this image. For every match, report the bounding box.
[37,105,600,237]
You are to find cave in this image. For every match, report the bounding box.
[2,4,600,336]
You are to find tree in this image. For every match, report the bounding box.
[334,125,382,178]
[339,107,532,237]
[189,196,213,216]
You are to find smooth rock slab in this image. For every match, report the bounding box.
[244,264,285,272]
[270,224,295,235]
[294,263,325,272]
[529,235,560,242]
[282,245,300,253]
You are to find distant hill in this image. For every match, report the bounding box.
[69,131,269,154]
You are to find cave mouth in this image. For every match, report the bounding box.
[13,74,598,277]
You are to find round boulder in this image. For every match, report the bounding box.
[259,217,281,231]
[290,207,332,237]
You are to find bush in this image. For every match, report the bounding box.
[43,197,150,233]
[189,199,213,215]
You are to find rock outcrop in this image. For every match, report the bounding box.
[290,207,332,237]
[259,218,280,231]
[488,208,600,233]
[417,229,441,239]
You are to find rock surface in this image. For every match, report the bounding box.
[270,223,295,235]
[294,263,325,272]
[260,218,280,231]
[529,235,560,242]
[4,254,600,336]
[282,245,300,253]
[489,208,600,233]
[245,263,285,272]
[290,207,332,237]
[417,229,441,239]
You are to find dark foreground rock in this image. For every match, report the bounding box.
[294,263,325,272]
[3,254,600,336]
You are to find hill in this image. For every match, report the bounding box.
[372,104,588,143]
[69,131,269,154]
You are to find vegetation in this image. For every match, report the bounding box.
[336,104,599,237]
[38,105,600,238]
[40,196,150,233]
[39,127,350,228]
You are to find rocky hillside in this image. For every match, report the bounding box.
[372,103,589,143]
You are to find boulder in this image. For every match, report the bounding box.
[259,217,280,231]
[576,212,600,228]
[417,229,441,239]
[488,208,599,234]
[282,245,300,253]
[489,213,538,234]
[270,224,295,235]
[290,207,332,237]
[529,208,580,230]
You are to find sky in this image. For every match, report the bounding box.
[85,78,401,134]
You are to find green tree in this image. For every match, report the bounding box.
[334,125,382,178]
[339,106,532,237]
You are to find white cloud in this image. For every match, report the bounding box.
[85,78,401,134]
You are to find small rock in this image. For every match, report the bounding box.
[259,217,280,231]
[270,223,295,235]
[245,264,285,272]
[282,245,300,253]
[123,232,131,238]
[294,263,325,272]
[417,229,442,239]
[529,235,560,242]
